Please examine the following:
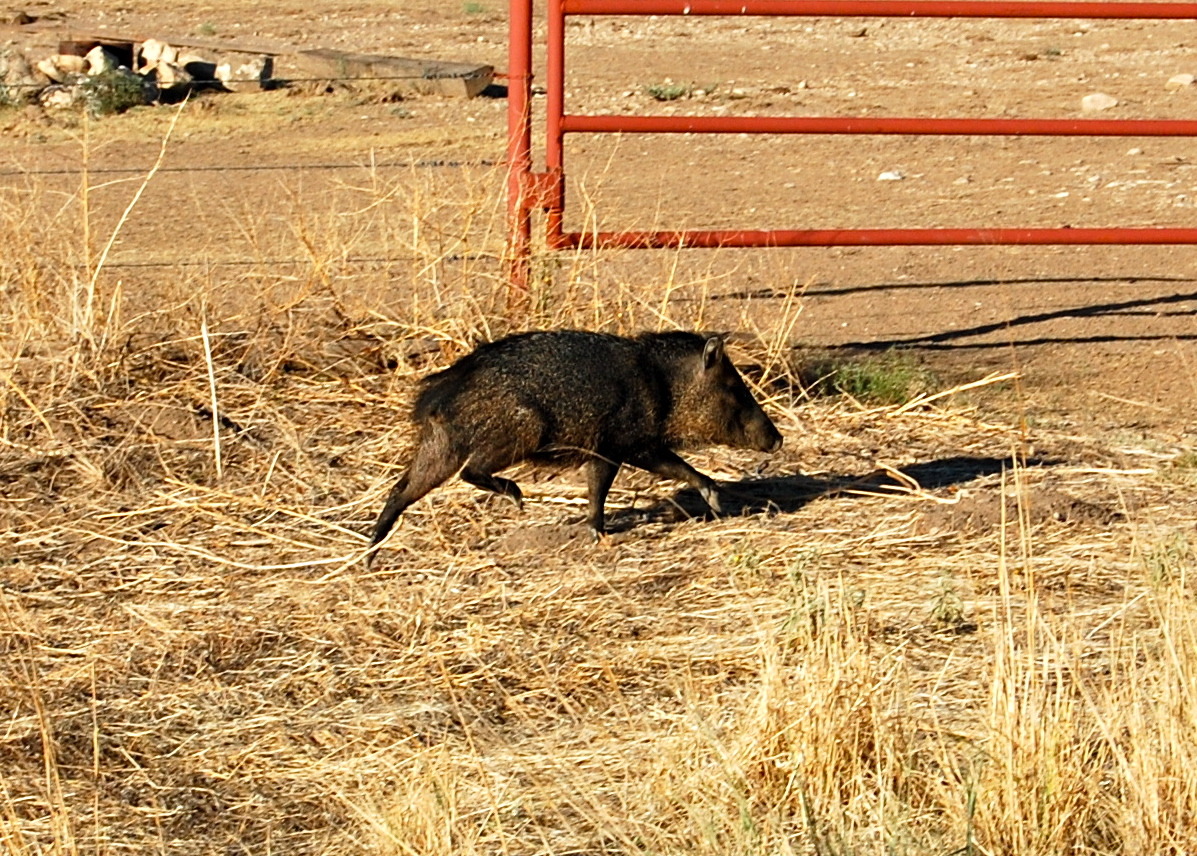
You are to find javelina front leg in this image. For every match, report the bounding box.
[462,469,524,509]
[585,457,621,539]
[628,448,723,514]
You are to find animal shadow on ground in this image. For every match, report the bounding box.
[605,454,1050,531]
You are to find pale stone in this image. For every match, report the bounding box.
[137,39,177,73]
[1166,73,1194,92]
[215,56,271,92]
[85,46,119,75]
[154,60,192,90]
[36,54,86,83]
[1081,92,1118,111]
[0,45,42,103]
[40,84,79,108]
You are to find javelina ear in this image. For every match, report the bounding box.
[702,336,725,370]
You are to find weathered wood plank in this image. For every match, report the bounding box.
[284,49,494,98]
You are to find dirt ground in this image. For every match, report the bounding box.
[3,0,1196,441]
[5,4,1197,853]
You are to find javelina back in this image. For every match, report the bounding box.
[367,330,781,562]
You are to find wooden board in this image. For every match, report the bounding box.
[285,49,494,99]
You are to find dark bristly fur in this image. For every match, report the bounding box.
[367,330,782,563]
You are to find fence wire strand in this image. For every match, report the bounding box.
[3,56,507,274]
[0,160,499,177]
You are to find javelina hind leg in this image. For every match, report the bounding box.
[628,448,723,514]
[367,435,463,565]
[461,469,524,509]
[585,456,621,539]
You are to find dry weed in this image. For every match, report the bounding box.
[3,115,1197,856]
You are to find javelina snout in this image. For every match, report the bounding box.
[683,336,783,454]
[367,330,782,564]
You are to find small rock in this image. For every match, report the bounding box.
[34,57,58,81]
[214,55,272,92]
[1166,73,1194,92]
[85,45,119,76]
[137,38,177,73]
[878,170,905,181]
[37,54,87,83]
[1081,92,1118,112]
[40,84,80,109]
[0,45,43,103]
[153,60,193,91]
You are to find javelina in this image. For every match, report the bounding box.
[367,330,782,561]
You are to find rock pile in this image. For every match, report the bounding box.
[1,39,272,112]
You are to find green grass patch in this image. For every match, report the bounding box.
[81,69,148,116]
[1171,450,1197,472]
[796,348,934,405]
[644,81,691,101]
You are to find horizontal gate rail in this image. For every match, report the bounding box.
[561,115,1197,136]
[564,1,1197,18]
[559,227,1197,250]
[506,0,1197,291]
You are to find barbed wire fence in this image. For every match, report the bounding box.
[8,57,1197,342]
[2,59,514,273]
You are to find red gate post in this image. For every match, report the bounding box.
[545,0,567,246]
[506,0,535,298]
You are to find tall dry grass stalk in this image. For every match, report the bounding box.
[352,523,1197,856]
[2,100,1196,856]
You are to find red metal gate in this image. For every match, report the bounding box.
[506,0,1197,291]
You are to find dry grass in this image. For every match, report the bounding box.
[3,108,1197,856]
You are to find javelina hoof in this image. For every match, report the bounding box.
[699,484,723,514]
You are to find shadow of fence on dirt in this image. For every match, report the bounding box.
[707,279,1197,350]
[711,275,1197,304]
[825,288,1197,351]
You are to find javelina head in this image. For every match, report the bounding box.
[669,336,783,452]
